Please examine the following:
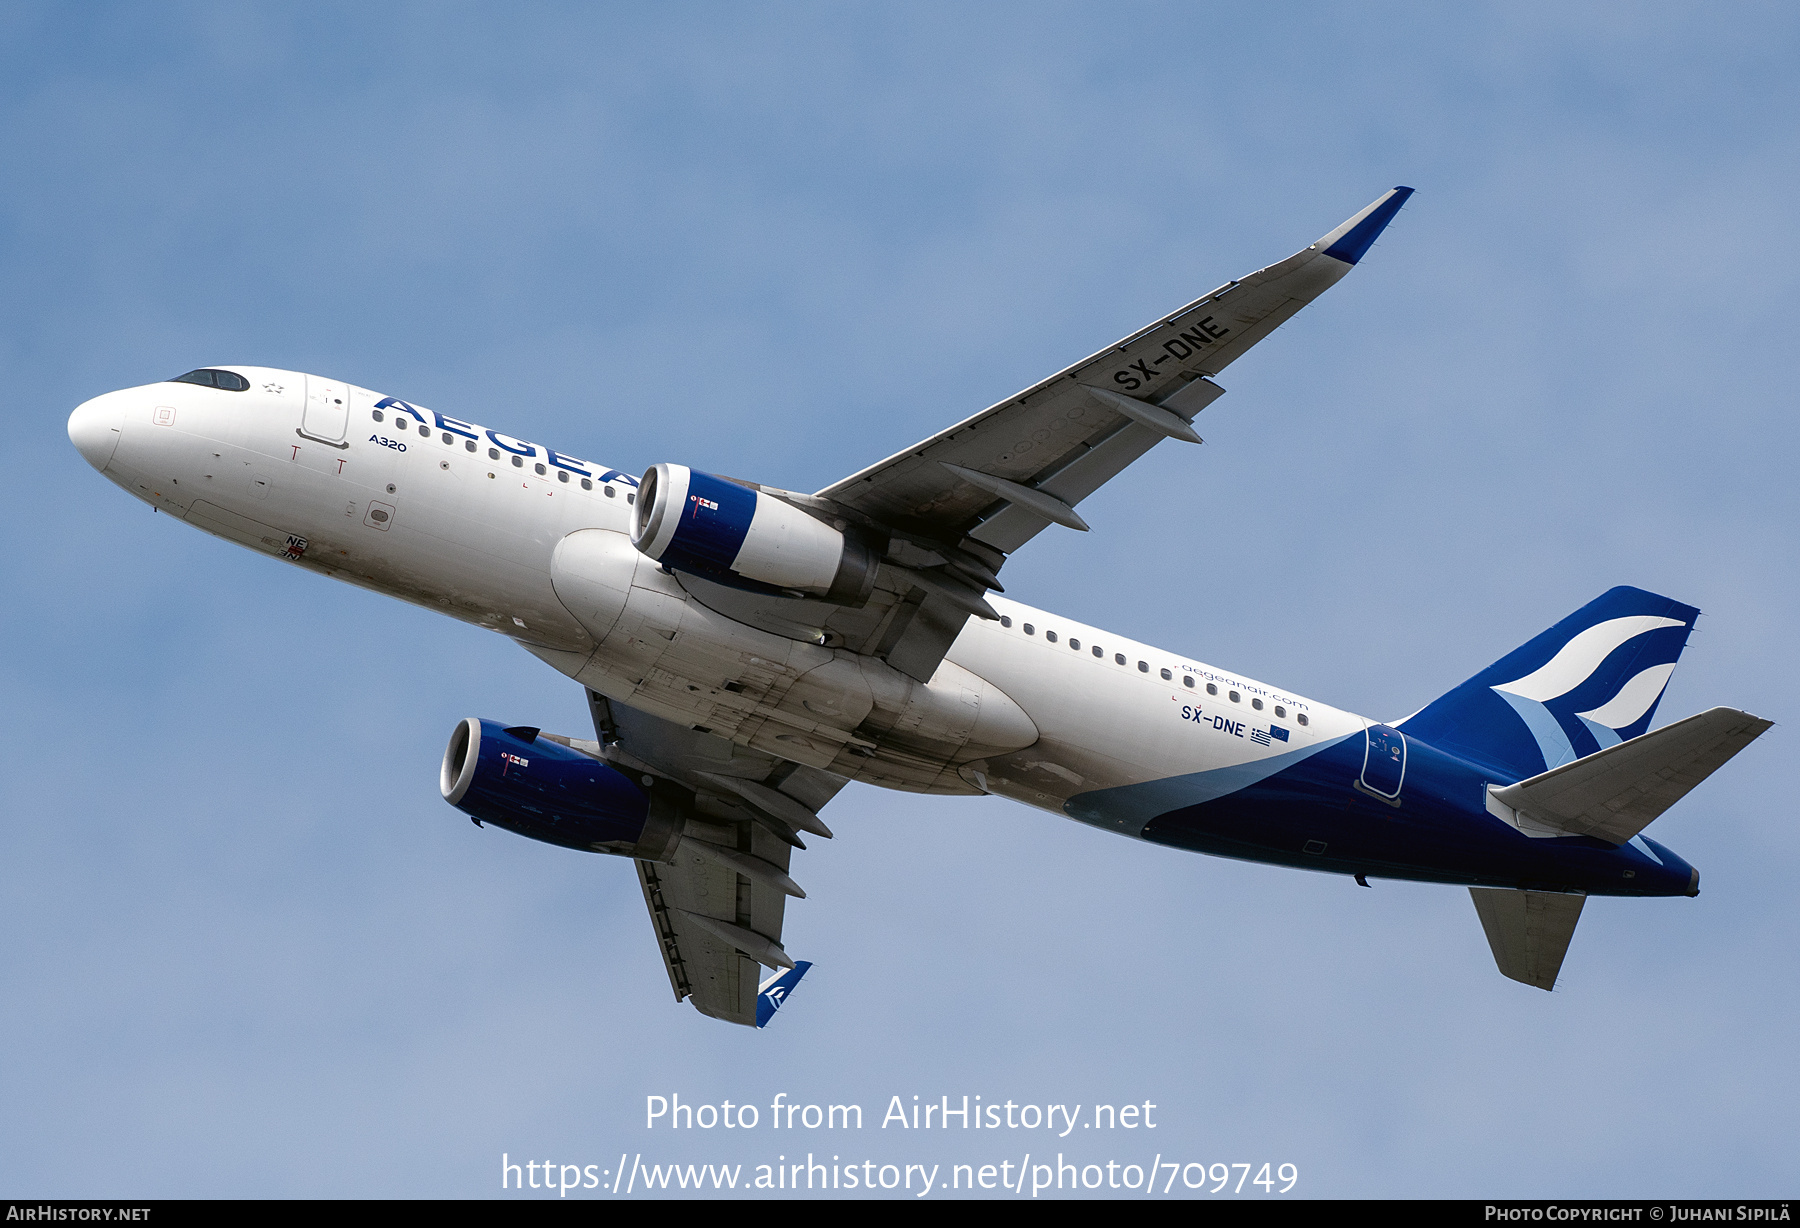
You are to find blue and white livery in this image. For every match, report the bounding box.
[66,187,1769,1021]
[756,962,813,1029]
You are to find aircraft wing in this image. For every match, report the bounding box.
[706,187,1410,682]
[686,189,1411,681]
[819,186,1414,555]
[581,691,846,1026]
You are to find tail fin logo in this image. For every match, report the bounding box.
[1491,616,1685,769]
[1398,587,1699,782]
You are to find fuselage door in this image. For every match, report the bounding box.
[302,376,351,443]
[1361,723,1406,799]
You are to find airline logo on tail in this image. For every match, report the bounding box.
[1398,586,1700,781]
[755,961,813,1029]
[1491,615,1687,769]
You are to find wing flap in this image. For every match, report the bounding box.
[594,695,846,1027]
[635,817,799,1025]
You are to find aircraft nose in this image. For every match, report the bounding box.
[68,393,124,471]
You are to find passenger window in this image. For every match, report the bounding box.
[1023,623,1035,635]
[1000,616,1012,628]
[1206,683,1218,696]
[372,409,385,423]
[581,478,592,490]
[442,432,454,445]
[1251,697,1264,710]
[1114,653,1126,666]
[1228,691,1240,703]
[604,486,616,498]
[489,447,500,460]
[534,463,547,476]
[1274,705,1286,718]
[1046,631,1058,643]
[1137,661,1148,673]
[1183,676,1195,688]
[1298,713,1310,727]
[465,440,476,452]
[1091,645,1102,658]
[558,470,570,483]
[512,456,523,468]
[1069,638,1080,650]
[627,494,635,504]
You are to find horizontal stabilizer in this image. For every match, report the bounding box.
[1488,707,1771,845]
[1470,888,1585,991]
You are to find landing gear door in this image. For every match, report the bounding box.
[1361,723,1406,799]
[302,375,351,444]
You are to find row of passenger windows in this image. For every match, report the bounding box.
[996,615,1309,724]
[169,369,250,391]
[371,408,631,498]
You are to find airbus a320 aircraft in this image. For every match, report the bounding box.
[68,188,1769,1026]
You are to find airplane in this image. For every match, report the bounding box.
[66,187,1770,1025]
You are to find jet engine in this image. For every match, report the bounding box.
[439,718,684,860]
[632,463,877,604]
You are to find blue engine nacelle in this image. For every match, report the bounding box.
[631,463,878,604]
[439,718,686,860]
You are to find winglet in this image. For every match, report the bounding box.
[1318,186,1414,266]
[755,960,812,1028]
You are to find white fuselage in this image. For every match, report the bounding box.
[69,368,1369,836]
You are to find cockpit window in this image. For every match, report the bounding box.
[169,369,250,392]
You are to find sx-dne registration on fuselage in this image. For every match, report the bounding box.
[68,188,1769,1026]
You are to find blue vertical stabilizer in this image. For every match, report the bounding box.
[1398,587,1699,781]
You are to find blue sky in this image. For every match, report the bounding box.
[3,3,1796,1198]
